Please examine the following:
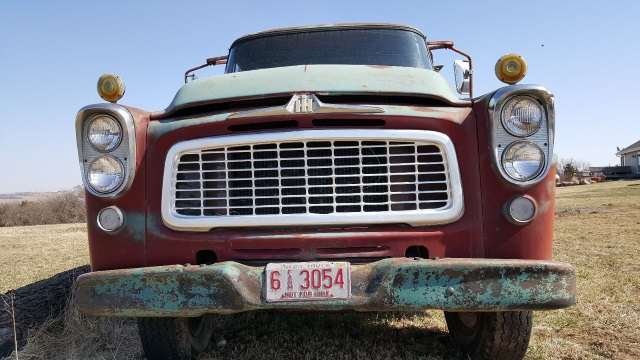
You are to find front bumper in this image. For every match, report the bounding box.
[75,258,576,317]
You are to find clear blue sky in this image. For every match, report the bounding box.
[1,0,638,192]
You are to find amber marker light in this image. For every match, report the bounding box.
[495,54,527,85]
[97,73,126,103]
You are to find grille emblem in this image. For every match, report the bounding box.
[287,94,318,114]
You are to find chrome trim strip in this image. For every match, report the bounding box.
[227,94,384,120]
[75,104,137,197]
[162,129,463,232]
[488,85,555,187]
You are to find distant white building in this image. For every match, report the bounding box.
[616,140,640,175]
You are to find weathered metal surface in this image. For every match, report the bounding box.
[161,65,467,117]
[81,106,150,271]
[138,108,486,270]
[75,258,576,317]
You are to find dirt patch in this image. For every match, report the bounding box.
[554,208,599,216]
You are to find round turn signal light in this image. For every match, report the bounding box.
[495,54,527,85]
[97,73,125,103]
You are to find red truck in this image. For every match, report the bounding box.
[75,24,576,360]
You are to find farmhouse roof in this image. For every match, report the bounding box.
[616,139,640,156]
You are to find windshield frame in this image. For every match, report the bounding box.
[225,24,432,73]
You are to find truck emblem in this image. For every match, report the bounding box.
[288,94,318,114]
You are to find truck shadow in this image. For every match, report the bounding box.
[203,310,465,360]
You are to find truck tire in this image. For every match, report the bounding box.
[444,311,532,360]
[137,315,214,360]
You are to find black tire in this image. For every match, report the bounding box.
[444,311,532,360]
[137,315,214,360]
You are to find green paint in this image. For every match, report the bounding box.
[165,65,468,114]
[124,212,145,243]
[76,259,576,317]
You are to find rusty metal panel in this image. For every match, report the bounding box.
[75,258,575,317]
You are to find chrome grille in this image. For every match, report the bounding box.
[162,130,463,231]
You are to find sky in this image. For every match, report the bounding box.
[1,0,639,192]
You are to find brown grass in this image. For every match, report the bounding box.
[4,180,640,359]
[0,223,88,293]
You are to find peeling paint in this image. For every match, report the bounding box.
[124,212,146,243]
[76,258,576,317]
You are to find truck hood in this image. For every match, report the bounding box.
[161,65,467,116]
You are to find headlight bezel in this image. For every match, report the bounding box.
[488,85,555,187]
[76,104,136,197]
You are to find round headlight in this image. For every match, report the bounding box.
[87,156,125,193]
[502,141,545,181]
[501,96,544,137]
[87,115,122,152]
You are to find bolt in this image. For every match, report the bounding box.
[445,287,456,297]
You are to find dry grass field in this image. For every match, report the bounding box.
[0,223,88,293]
[2,180,639,359]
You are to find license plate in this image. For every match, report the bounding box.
[265,261,351,302]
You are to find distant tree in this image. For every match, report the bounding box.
[558,158,591,181]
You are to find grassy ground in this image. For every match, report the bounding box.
[3,180,639,359]
[0,223,88,293]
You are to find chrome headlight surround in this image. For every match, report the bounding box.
[76,104,136,197]
[489,85,554,187]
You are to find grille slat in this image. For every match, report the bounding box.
[174,178,447,189]
[163,130,463,230]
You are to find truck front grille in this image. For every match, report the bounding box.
[162,130,463,231]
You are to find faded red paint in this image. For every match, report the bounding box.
[85,106,150,271]
[85,100,557,273]
[473,96,555,260]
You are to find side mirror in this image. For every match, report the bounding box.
[454,60,471,95]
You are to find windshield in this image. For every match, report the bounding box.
[226,28,432,73]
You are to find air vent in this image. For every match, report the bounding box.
[312,119,386,127]
[228,120,298,132]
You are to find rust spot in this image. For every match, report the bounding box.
[366,65,392,69]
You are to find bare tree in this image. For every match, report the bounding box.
[558,158,591,181]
